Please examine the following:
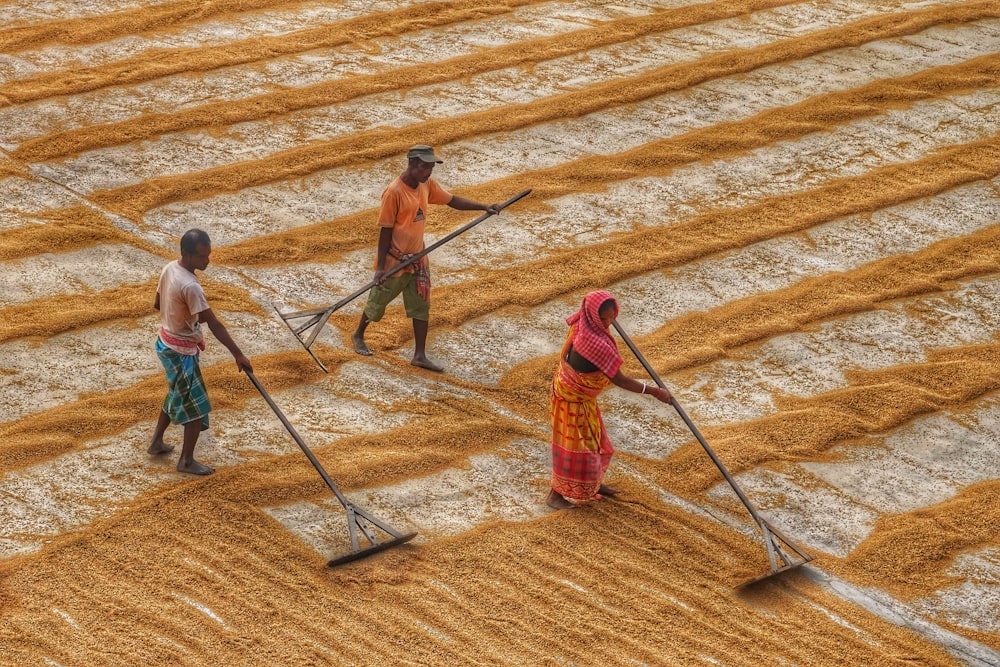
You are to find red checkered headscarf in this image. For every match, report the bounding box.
[566,290,623,377]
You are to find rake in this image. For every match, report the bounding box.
[612,320,814,588]
[246,371,417,566]
[276,188,532,372]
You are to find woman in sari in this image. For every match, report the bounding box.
[546,291,672,510]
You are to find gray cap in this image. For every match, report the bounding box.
[407,144,443,163]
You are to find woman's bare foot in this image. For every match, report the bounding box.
[411,355,444,373]
[545,489,577,510]
[147,439,175,455]
[176,458,214,475]
[352,334,372,356]
[598,484,622,496]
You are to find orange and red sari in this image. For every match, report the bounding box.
[549,327,615,500]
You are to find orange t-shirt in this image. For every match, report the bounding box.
[377,176,452,272]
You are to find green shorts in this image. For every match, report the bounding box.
[363,272,430,322]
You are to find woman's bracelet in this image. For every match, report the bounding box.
[640,383,647,394]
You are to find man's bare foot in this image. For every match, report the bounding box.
[352,334,372,356]
[411,356,444,373]
[545,490,578,510]
[147,439,175,455]
[598,484,622,496]
[177,459,214,475]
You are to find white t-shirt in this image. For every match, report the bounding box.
[157,260,209,355]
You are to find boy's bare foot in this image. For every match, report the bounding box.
[352,334,372,356]
[411,356,444,373]
[147,439,175,455]
[545,490,578,510]
[177,459,214,475]
[598,484,622,496]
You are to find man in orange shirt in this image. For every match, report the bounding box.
[352,145,501,372]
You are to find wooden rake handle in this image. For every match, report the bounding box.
[245,370,352,508]
[278,188,533,360]
[245,371,416,561]
[281,188,533,324]
[611,320,813,581]
[611,319,770,529]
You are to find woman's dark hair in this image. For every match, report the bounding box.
[599,298,616,315]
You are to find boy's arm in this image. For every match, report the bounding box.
[198,308,253,373]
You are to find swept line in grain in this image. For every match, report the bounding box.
[322,134,1000,358]
[0,349,536,484]
[657,340,1000,495]
[0,0,538,107]
[0,0,313,53]
[0,476,959,666]
[496,221,1000,418]
[832,479,1000,600]
[0,276,262,344]
[206,392,540,500]
[0,205,164,262]
[632,228,1000,372]
[527,530,800,664]
[0,351,331,473]
[91,4,1000,226]
[0,159,25,178]
[0,497,380,664]
[12,0,802,160]
[214,51,1000,266]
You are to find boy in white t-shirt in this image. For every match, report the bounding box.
[149,229,253,475]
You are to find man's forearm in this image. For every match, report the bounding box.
[208,320,244,359]
[448,195,487,211]
[375,226,393,270]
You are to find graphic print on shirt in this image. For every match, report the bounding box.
[414,207,425,222]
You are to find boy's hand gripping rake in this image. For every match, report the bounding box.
[246,371,416,566]
[276,188,532,372]
[612,320,813,588]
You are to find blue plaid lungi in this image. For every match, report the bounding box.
[156,337,211,428]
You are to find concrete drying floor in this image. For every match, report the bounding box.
[0,0,999,664]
